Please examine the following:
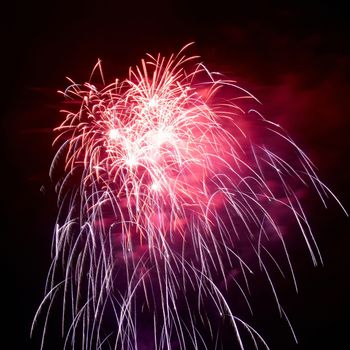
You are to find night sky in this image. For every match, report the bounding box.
[3,1,350,349]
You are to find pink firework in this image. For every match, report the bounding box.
[32,44,345,350]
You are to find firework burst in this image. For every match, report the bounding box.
[32,44,346,349]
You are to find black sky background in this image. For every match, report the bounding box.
[3,1,350,349]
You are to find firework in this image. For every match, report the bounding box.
[32,44,345,349]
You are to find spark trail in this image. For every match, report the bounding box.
[32,44,345,350]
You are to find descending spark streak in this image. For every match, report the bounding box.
[32,44,345,350]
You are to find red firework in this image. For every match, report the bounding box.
[32,44,346,350]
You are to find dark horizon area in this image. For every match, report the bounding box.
[3,1,350,349]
